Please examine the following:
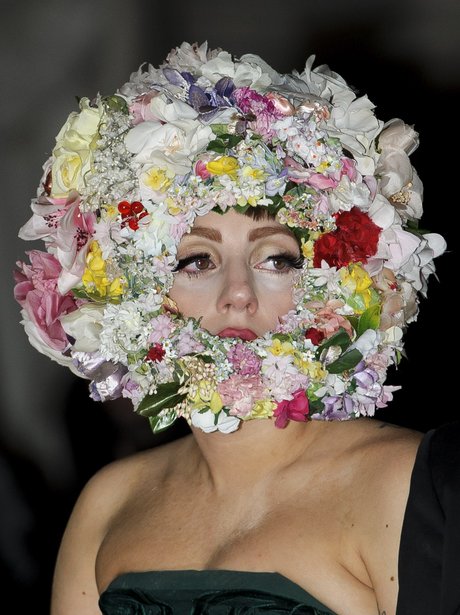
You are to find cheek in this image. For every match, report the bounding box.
[254,275,296,313]
[168,277,213,318]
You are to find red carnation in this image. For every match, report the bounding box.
[305,327,325,346]
[146,343,166,362]
[313,207,381,268]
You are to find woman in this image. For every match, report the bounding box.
[14,42,446,614]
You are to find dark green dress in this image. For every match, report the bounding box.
[99,570,337,614]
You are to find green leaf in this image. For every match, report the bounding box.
[210,124,228,136]
[272,333,291,343]
[315,327,351,360]
[206,140,226,154]
[206,133,243,154]
[137,382,186,418]
[357,305,381,336]
[308,398,325,414]
[327,349,363,374]
[148,410,178,434]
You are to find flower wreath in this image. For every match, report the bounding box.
[14,42,446,434]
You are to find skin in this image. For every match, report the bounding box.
[51,210,422,615]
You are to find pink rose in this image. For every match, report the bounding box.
[14,251,77,351]
[273,389,309,429]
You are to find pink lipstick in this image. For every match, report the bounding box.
[217,328,258,341]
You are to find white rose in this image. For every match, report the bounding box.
[378,119,419,155]
[51,98,104,198]
[60,304,104,352]
[125,97,212,175]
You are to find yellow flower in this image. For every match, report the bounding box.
[316,160,330,173]
[165,197,181,215]
[191,380,216,406]
[82,241,124,300]
[242,166,266,181]
[301,239,315,260]
[268,338,294,356]
[210,391,223,414]
[294,356,327,380]
[104,205,119,219]
[206,156,239,179]
[341,263,373,312]
[249,400,276,419]
[142,167,174,192]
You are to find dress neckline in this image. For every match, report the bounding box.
[102,569,334,613]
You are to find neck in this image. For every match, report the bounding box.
[189,417,326,493]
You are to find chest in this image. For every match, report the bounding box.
[95,477,376,614]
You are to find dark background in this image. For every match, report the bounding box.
[1,1,458,612]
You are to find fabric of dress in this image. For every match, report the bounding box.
[397,421,460,614]
[99,569,337,614]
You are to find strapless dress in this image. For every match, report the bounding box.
[99,569,337,614]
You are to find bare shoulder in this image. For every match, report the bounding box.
[345,419,423,615]
[344,418,422,534]
[50,435,191,615]
[348,417,422,467]
[70,433,192,527]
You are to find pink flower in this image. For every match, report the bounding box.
[340,157,358,182]
[273,389,309,428]
[14,250,77,351]
[55,194,96,293]
[306,301,354,339]
[227,343,261,375]
[19,192,95,294]
[233,87,283,140]
[195,159,211,180]
[218,375,265,417]
[129,91,160,125]
[148,314,174,343]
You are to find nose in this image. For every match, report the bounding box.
[216,264,258,315]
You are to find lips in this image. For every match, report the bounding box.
[217,328,258,341]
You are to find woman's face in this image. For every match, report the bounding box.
[169,209,302,339]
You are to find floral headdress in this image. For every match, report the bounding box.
[14,42,446,434]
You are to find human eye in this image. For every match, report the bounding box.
[257,252,304,274]
[173,252,215,276]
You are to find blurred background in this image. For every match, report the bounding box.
[1,0,458,611]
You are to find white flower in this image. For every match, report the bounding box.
[200,51,272,88]
[20,309,83,376]
[165,41,214,73]
[99,301,153,364]
[60,304,104,352]
[378,119,419,155]
[51,97,105,198]
[326,89,383,174]
[329,176,371,213]
[128,200,178,257]
[125,97,213,175]
[191,409,240,433]
[348,329,381,358]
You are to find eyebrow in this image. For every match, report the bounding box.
[188,226,296,243]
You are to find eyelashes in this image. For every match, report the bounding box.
[172,253,212,275]
[173,251,304,277]
[269,252,304,271]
